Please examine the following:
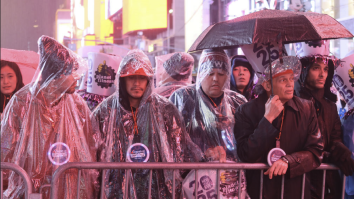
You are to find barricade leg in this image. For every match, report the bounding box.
[172,170,175,199]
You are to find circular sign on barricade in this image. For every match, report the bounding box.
[267,148,286,166]
[126,143,150,163]
[182,161,250,199]
[47,142,71,165]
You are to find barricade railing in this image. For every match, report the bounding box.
[0,162,35,199]
[49,162,345,199]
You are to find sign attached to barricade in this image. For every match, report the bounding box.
[333,53,354,109]
[182,161,250,199]
[87,52,121,96]
[126,143,150,162]
[267,147,286,166]
[241,42,284,73]
[47,142,71,165]
[294,40,330,57]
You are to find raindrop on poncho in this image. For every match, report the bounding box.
[1,35,97,199]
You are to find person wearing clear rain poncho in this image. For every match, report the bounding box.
[155,52,194,98]
[91,49,202,199]
[0,36,96,199]
[169,49,249,197]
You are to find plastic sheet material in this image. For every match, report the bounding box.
[188,9,353,52]
[155,52,194,98]
[0,35,97,199]
[169,49,248,198]
[257,56,302,84]
[91,49,203,199]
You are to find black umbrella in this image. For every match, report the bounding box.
[188,9,353,95]
[188,9,353,52]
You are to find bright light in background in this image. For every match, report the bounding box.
[74,0,84,30]
[88,0,94,34]
[106,0,122,19]
[227,0,249,20]
[123,0,167,35]
[169,9,173,14]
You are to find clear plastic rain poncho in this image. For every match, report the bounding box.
[155,52,194,98]
[0,36,96,199]
[169,49,249,198]
[91,49,202,199]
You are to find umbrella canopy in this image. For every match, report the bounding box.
[188,9,353,52]
[1,48,39,84]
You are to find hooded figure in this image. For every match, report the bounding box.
[169,49,248,196]
[294,55,354,199]
[91,49,202,199]
[0,36,96,199]
[155,52,194,98]
[230,55,255,100]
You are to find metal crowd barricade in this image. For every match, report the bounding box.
[49,162,346,199]
[0,162,39,199]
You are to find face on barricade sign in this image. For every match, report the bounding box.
[182,161,250,199]
[126,143,150,162]
[47,142,71,165]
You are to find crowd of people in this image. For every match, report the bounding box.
[1,35,354,199]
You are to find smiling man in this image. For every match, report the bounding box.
[295,55,354,199]
[234,56,324,199]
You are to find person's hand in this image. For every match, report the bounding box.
[336,156,354,176]
[205,146,226,163]
[264,159,288,179]
[264,95,284,123]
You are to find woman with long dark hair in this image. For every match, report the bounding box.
[1,60,25,114]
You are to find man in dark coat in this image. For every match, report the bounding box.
[234,56,324,199]
[294,55,354,199]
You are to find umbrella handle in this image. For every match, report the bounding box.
[269,47,274,96]
[277,32,284,64]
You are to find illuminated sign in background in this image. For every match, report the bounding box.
[122,0,167,35]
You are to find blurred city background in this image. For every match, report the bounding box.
[1,0,354,63]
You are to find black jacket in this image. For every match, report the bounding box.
[234,92,324,199]
[295,57,352,199]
